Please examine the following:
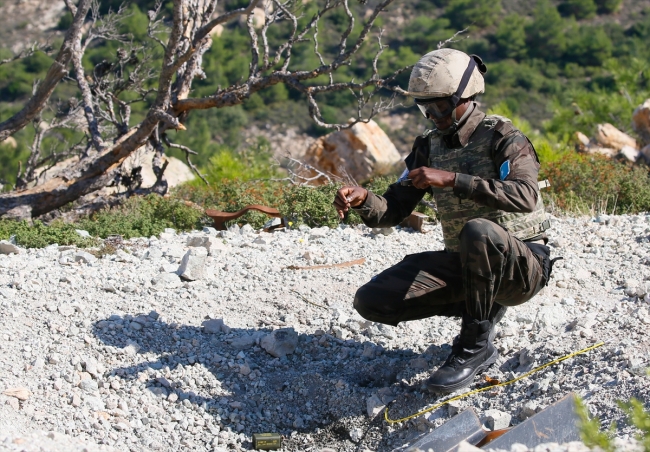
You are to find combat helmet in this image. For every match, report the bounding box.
[408,49,487,123]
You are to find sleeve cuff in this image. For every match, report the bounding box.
[453,173,477,200]
[352,192,378,217]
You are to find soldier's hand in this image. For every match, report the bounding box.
[333,186,368,219]
[408,167,456,190]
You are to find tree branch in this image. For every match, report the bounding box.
[0,0,92,142]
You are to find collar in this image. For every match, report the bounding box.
[449,103,485,147]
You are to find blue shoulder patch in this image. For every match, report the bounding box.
[499,160,511,180]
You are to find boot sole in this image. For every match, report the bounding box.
[426,348,499,394]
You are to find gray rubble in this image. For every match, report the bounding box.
[0,215,649,451]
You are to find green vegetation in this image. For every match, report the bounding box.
[2,0,650,187]
[0,195,205,248]
[577,396,650,452]
[1,0,650,244]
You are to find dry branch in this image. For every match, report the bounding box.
[0,0,412,219]
[0,0,92,142]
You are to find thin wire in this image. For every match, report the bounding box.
[384,341,606,424]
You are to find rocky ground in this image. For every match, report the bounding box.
[0,213,649,452]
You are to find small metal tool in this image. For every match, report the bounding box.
[400,178,414,187]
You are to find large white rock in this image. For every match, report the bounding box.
[120,146,195,189]
[594,123,638,151]
[304,120,402,184]
[177,247,208,281]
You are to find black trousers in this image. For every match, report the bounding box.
[353,219,549,325]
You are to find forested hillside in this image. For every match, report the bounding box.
[1,0,649,190]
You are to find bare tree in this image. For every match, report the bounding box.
[0,0,410,220]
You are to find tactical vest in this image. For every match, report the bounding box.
[427,115,549,252]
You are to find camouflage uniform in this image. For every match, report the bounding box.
[353,105,552,323]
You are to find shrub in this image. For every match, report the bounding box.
[0,220,98,249]
[558,0,597,19]
[541,152,650,215]
[76,194,206,239]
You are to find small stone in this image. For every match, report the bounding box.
[483,409,512,430]
[350,427,363,443]
[168,392,178,403]
[0,240,20,255]
[80,379,99,394]
[75,229,91,238]
[239,363,251,376]
[149,387,168,398]
[74,251,97,264]
[3,387,31,401]
[31,358,44,369]
[129,321,142,331]
[53,379,63,390]
[57,304,75,317]
[519,401,538,420]
[71,394,81,407]
[152,272,181,288]
[178,247,208,281]
[231,334,255,350]
[253,236,271,245]
[260,328,299,358]
[366,394,385,417]
[202,318,225,334]
[203,227,218,235]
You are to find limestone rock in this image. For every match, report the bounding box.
[0,240,20,255]
[303,119,401,184]
[632,99,650,145]
[594,123,638,151]
[177,247,208,281]
[151,272,181,288]
[202,318,225,334]
[366,394,385,417]
[482,409,512,430]
[74,251,97,264]
[119,146,195,190]
[3,387,31,400]
[260,328,299,358]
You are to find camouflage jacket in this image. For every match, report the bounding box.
[354,105,548,250]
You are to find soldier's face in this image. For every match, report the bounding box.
[432,100,471,130]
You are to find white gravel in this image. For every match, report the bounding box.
[0,213,649,452]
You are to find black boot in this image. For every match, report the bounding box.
[425,313,499,393]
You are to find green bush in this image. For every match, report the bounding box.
[77,194,205,239]
[541,152,650,215]
[595,0,622,14]
[493,14,528,60]
[526,0,567,61]
[0,220,98,249]
[558,0,597,19]
[444,0,502,29]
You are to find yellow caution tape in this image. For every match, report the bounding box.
[384,341,606,424]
